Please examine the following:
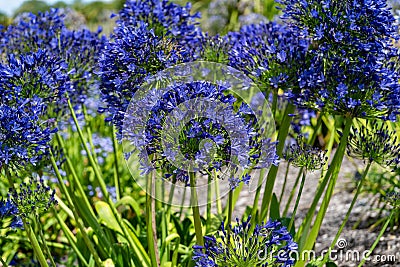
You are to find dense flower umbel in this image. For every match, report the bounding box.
[193,217,297,266]
[0,50,72,109]
[123,81,278,186]
[98,0,203,131]
[347,120,400,167]
[8,177,57,219]
[0,97,56,170]
[284,135,327,172]
[0,8,106,106]
[0,199,23,229]
[226,22,309,94]
[277,0,400,120]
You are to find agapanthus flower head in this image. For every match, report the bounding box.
[193,216,297,266]
[383,191,400,208]
[123,80,276,185]
[0,49,72,111]
[284,135,327,172]
[0,97,56,170]
[0,8,106,107]
[117,0,202,46]
[277,0,400,120]
[347,120,400,167]
[0,198,23,230]
[8,177,57,219]
[226,21,309,93]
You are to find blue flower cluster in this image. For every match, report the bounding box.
[98,0,203,131]
[0,50,72,170]
[123,80,278,186]
[0,199,23,230]
[8,177,57,218]
[277,0,400,120]
[193,216,297,266]
[226,22,309,94]
[0,8,106,107]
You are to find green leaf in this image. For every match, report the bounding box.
[95,201,123,234]
[270,193,280,220]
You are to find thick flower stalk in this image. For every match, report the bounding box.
[193,216,297,267]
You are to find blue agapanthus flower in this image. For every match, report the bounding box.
[193,216,297,266]
[0,50,72,110]
[0,8,106,107]
[123,81,278,186]
[98,0,203,131]
[277,0,400,120]
[0,199,23,230]
[0,97,56,170]
[226,22,309,93]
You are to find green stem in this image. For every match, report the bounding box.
[67,98,150,266]
[189,172,204,246]
[296,116,353,266]
[49,152,103,267]
[323,162,371,264]
[146,171,160,267]
[357,210,395,267]
[24,220,49,267]
[288,169,307,231]
[279,163,290,205]
[206,174,212,232]
[226,190,233,232]
[36,215,57,267]
[112,126,121,201]
[250,168,266,226]
[214,170,222,214]
[260,103,295,221]
[283,167,303,217]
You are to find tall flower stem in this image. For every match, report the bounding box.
[226,190,233,233]
[189,172,204,246]
[296,116,353,266]
[36,214,57,267]
[4,170,49,267]
[146,171,160,267]
[323,162,371,264]
[288,169,307,231]
[250,168,266,225]
[357,210,395,267]
[279,163,291,205]
[49,151,103,267]
[283,167,303,217]
[112,126,121,201]
[23,220,49,267]
[67,98,150,266]
[260,103,295,221]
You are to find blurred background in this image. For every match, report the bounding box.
[0,0,280,35]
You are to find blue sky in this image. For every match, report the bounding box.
[0,0,112,16]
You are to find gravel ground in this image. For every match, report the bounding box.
[232,156,400,267]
